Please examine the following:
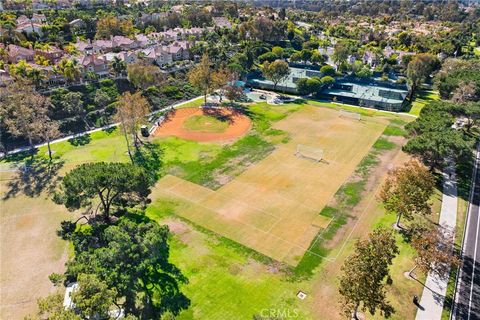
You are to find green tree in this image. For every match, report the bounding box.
[320,65,335,77]
[258,51,278,63]
[127,62,165,90]
[66,220,190,317]
[114,91,150,158]
[332,42,350,66]
[72,273,118,319]
[320,76,335,86]
[379,160,435,228]
[410,226,459,278]
[188,54,215,105]
[434,59,480,100]
[57,58,82,84]
[0,81,55,153]
[310,51,326,65]
[338,228,399,319]
[271,46,284,58]
[406,54,440,99]
[26,292,81,320]
[261,60,290,92]
[111,56,126,77]
[403,130,472,170]
[54,162,151,222]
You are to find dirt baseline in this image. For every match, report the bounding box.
[153,107,252,142]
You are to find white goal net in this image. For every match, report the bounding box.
[339,110,361,121]
[295,145,324,162]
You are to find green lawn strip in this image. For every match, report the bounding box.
[174,97,204,109]
[406,90,440,116]
[293,135,393,278]
[1,127,129,167]
[383,123,407,137]
[373,137,397,150]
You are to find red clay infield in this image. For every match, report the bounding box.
[152,107,252,142]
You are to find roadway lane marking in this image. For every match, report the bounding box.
[452,144,480,320]
[467,199,480,320]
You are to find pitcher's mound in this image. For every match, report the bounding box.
[153,107,251,142]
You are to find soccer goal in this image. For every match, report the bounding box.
[339,110,361,121]
[295,144,324,162]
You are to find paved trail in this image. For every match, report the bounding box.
[416,161,458,320]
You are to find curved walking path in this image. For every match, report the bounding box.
[416,160,458,320]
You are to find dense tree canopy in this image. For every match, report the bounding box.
[380,160,435,228]
[54,162,152,222]
[66,220,190,318]
[261,59,290,91]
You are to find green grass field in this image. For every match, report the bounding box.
[182,115,229,133]
[407,90,440,116]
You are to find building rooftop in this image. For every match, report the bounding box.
[323,82,407,104]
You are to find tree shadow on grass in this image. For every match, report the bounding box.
[202,107,235,124]
[133,142,163,183]
[3,157,64,200]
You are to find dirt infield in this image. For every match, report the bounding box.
[153,107,251,142]
[151,105,387,265]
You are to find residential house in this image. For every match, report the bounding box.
[138,46,173,66]
[383,46,394,58]
[93,39,114,53]
[134,34,150,48]
[15,14,45,36]
[362,51,380,67]
[74,39,101,55]
[347,55,356,64]
[213,17,232,29]
[79,55,109,77]
[117,51,137,64]
[92,36,138,53]
[7,44,35,63]
[318,46,335,66]
[112,36,137,51]
[31,13,47,23]
[35,46,64,63]
[16,15,30,25]
[166,41,190,61]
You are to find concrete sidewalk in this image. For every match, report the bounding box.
[416,161,458,320]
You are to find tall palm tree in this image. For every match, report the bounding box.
[111,56,126,77]
[10,60,30,79]
[58,58,81,84]
[27,68,44,88]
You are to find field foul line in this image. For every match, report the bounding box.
[331,186,379,262]
[161,187,337,263]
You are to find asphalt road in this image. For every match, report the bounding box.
[452,145,480,320]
